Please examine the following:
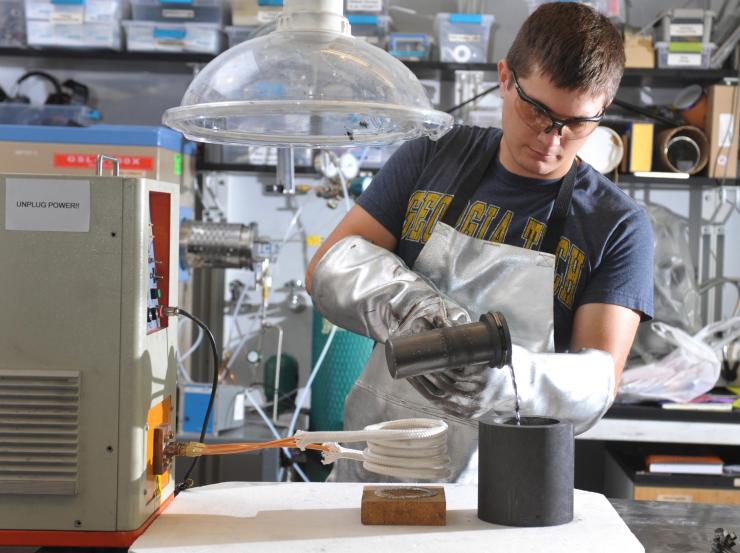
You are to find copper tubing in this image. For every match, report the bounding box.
[175,437,332,457]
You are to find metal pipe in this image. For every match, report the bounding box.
[277,147,296,195]
[262,323,284,425]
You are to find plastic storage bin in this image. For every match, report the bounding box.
[527,0,625,21]
[27,20,122,48]
[388,33,431,60]
[25,0,128,23]
[344,0,386,14]
[347,14,388,47]
[123,20,223,53]
[0,104,100,126]
[225,25,256,48]
[435,13,494,63]
[0,0,26,46]
[656,41,715,69]
[131,0,225,24]
[660,9,714,44]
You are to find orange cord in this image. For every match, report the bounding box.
[197,437,331,456]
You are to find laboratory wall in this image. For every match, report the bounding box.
[0,0,737,396]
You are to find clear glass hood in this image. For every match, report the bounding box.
[163,0,454,148]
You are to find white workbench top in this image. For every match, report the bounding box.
[131,482,644,553]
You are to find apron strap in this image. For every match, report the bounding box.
[540,161,578,350]
[539,160,578,256]
[440,132,503,228]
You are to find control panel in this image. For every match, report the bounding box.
[146,191,171,333]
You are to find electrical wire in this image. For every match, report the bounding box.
[326,151,352,212]
[225,283,250,351]
[609,97,681,127]
[223,195,311,352]
[176,351,194,384]
[175,317,203,384]
[226,315,261,372]
[242,387,311,482]
[176,418,450,481]
[279,171,348,477]
[300,418,450,480]
[209,157,347,480]
[247,386,299,411]
[446,83,500,114]
[181,320,204,362]
[222,198,311,372]
[338,170,351,212]
[272,199,311,286]
[197,437,331,456]
[165,307,220,495]
[356,147,370,169]
[287,324,337,439]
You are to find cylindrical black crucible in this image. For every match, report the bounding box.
[478,415,574,527]
[385,311,511,379]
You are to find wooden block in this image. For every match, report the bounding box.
[361,486,446,526]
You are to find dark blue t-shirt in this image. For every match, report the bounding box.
[357,125,654,352]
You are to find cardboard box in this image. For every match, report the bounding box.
[624,32,655,69]
[0,124,194,187]
[705,84,739,179]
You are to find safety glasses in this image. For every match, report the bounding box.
[510,69,603,139]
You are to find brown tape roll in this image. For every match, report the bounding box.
[656,125,709,175]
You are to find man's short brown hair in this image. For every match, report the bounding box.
[506,2,625,103]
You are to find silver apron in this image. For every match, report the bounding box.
[330,133,577,482]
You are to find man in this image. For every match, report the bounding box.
[306,3,653,482]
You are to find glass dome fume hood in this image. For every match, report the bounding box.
[163,0,454,148]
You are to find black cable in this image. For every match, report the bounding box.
[446,83,500,114]
[609,97,681,127]
[168,307,309,485]
[167,306,220,495]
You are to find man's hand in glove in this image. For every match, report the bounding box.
[395,306,509,419]
[408,344,616,434]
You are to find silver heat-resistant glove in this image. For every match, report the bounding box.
[412,344,616,434]
[311,236,471,343]
[310,236,474,396]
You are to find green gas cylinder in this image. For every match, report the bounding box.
[263,353,299,414]
[309,312,373,431]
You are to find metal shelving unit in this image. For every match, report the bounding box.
[0,47,214,64]
[616,175,739,187]
[197,161,320,176]
[0,47,737,83]
[1,48,737,301]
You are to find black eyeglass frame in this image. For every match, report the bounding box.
[510,69,605,137]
